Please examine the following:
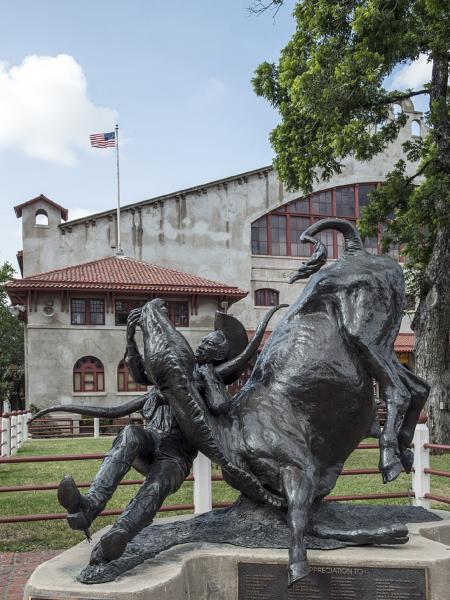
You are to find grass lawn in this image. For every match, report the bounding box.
[0,436,448,552]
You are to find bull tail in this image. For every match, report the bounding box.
[28,395,148,422]
[289,218,364,283]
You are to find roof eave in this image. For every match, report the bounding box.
[5,281,247,297]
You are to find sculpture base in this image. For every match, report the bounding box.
[24,505,450,599]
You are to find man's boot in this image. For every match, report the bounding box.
[58,425,155,535]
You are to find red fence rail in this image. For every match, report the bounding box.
[2,424,450,524]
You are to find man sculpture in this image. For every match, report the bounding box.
[31,302,282,565]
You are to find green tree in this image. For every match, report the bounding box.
[252,1,449,443]
[0,262,24,408]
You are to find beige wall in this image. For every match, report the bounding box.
[25,292,228,410]
[17,105,424,409]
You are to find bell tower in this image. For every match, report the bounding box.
[14,194,68,277]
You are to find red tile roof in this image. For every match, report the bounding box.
[247,330,415,352]
[395,333,415,352]
[6,256,248,298]
[14,194,68,221]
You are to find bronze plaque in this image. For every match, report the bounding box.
[238,563,428,600]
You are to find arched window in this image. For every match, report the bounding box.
[73,356,104,392]
[35,209,49,226]
[411,120,421,137]
[392,103,402,118]
[251,183,379,259]
[255,289,279,307]
[117,360,148,392]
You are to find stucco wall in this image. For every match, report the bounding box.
[18,107,424,409]
[26,292,227,409]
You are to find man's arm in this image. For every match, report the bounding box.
[125,308,151,386]
[197,363,231,416]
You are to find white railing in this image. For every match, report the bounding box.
[0,413,444,511]
[1,410,31,456]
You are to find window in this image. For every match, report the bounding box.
[358,183,377,210]
[251,216,268,255]
[117,360,148,392]
[290,217,310,257]
[35,209,49,226]
[335,187,355,217]
[169,301,189,327]
[115,299,146,326]
[71,298,105,325]
[271,215,287,256]
[411,120,421,137]
[288,197,309,214]
[251,183,382,259]
[255,289,279,306]
[313,222,335,257]
[311,190,332,215]
[73,356,104,392]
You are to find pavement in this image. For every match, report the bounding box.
[1,551,61,600]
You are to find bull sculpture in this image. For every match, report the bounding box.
[30,218,430,587]
[137,218,429,585]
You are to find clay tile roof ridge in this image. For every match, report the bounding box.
[7,255,247,294]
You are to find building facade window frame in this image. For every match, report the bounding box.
[255,288,280,307]
[251,182,382,259]
[71,298,105,325]
[113,297,190,328]
[117,359,148,392]
[168,300,189,327]
[73,356,105,393]
[115,298,146,326]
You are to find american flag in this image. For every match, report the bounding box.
[90,131,116,148]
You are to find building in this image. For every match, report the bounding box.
[6,256,246,410]
[7,100,423,410]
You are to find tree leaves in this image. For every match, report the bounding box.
[253,0,449,295]
[0,262,24,401]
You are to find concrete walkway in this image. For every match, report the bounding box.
[1,551,61,599]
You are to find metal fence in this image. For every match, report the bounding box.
[0,414,449,525]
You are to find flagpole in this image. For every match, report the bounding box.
[115,123,123,256]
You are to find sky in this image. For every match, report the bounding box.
[0,1,431,272]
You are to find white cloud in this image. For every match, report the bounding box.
[389,54,432,90]
[0,54,117,166]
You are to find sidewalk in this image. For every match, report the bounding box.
[0,551,61,600]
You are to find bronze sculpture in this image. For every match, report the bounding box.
[31,304,283,565]
[30,218,431,587]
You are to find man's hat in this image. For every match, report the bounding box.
[214,311,248,362]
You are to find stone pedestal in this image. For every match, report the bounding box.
[24,512,450,600]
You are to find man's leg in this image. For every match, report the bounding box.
[90,448,193,564]
[58,425,156,532]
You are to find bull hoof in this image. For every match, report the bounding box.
[381,460,402,484]
[288,560,310,586]
[400,448,414,473]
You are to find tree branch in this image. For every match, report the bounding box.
[247,0,284,17]
[378,89,429,106]
[406,159,432,184]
